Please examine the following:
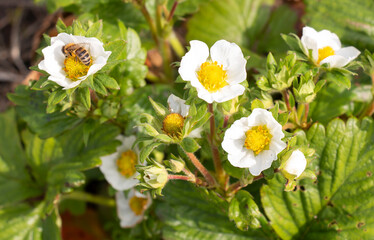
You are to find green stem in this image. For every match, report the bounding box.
[62,191,116,207]
[134,0,159,46]
[302,103,309,127]
[168,31,185,58]
[208,104,227,188]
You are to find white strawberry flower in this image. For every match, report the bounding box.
[116,189,152,228]
[222,108,286,176]
[38,33,111,89]
[100,135,144,191]
[163,94,202,138]
[178,40,247,103]
[282,150,307,178]
[301,26,360,68]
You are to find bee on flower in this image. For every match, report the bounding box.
[301,26,360,68]
[38,33,111,89]
[99,135,144,191]
[222,108,287,176]
[178,40,247,103]
[116,189,152,228]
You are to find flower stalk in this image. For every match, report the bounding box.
[208,104,227,188]
[185,151,216,187]
[62,191,116,207]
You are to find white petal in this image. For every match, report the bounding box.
[316,30,341,50]
[335,46,360,62]
[211,84,245,103]
[188,127,202,138]
[320,55,350,68]
[51,33,75,45]
[222,137,245,156]
[210,40,247,84]
[178,40,209,82]
[195,86,214,103]
[116,191,143,228]
[283,150,307,178]
[39,40,66,76]
[86,55,109,76]
[167,94,190,117]
[99,153,139,191]
[249,150,276,176]
[229,150,255,168]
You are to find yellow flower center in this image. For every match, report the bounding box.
[116,150,138,178]
[244,125,272,155]
[63,55,91,81]
[129,196,148,216]
[197,61,228,93]
[162,113,184,138]
[317,46,335,65]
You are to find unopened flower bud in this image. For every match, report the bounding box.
[281,150,307,179]
[144,165,168,189]
[168,159,185,173]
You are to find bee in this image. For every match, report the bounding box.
[62,43,91,66]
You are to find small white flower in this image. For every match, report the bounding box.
[222,108,286,176]
[100,135,143,191]
[301,26,360,68]
[178,40,247,103]
[283,150,306,178]
[165,94,202,138]
[38,33,111,89]
[116,189,152,228]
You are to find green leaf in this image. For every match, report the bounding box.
[180,137,200,153]
[47,89,66,106]
[157,181,274,240]
[77,87,91,110]
[229,191,262,230]
[56,18,67,33]
[324,70,351,89]
[0,202,44,240]
[92,77,108,95]
[261,117,374,239]
[95,74,120,90]
[139,142,162,163]
[9,85,83,138]
[86,20,103,38]
[309,83,362,125]
[0,109,42,206]
[105,40,127,63]
[187,0,296,56]
[304,0,374,51]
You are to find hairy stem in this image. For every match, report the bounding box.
[62,191,116,207]
[185,151,216,187]
[168,174,193,181]
[282,90,291,112]
[208,104,227,188]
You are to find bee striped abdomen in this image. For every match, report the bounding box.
[75,48,91,66]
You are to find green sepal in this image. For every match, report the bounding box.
[149,97,168,118]
[251,99,264,111]
[56,18,68,34]
[180,137,200,153]
[138,123,159,137]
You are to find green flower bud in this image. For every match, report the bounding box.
[167,159,185,173]
[143,165,168,189]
